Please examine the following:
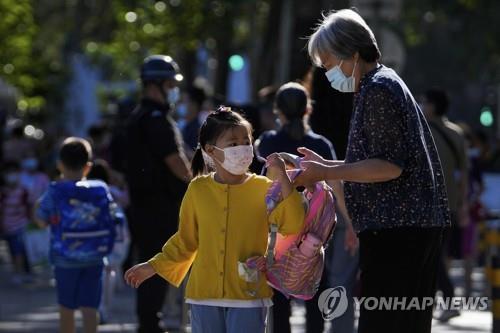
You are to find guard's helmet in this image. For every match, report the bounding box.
[140,55,183,82]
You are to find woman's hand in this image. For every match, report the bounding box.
[344,222,359,256]
[293,161,330,187]
[124,262,156,288]
[297,147,326,164]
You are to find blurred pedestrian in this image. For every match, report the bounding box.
[422,89,469,321]
[299,9,450,333]
[124,108,305,333]
[3,121,36,163]
[88,123,112,162]
[19,154,51,268]
[88,159,131,323]
[459,125,488,296]
[20,154,50,205]
[257,85,279,133]
[125,55,192,333]
[0,161,32,283]
[35,137,124,333]
[178,85,207,152]
[256,81,358,333]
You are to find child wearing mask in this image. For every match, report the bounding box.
[20,155,51,267]
[125,107,305,333]
[20,155,50,205]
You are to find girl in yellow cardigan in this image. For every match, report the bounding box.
[124,108,305,332]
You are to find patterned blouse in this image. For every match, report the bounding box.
[344,64,450,233]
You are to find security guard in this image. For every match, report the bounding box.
[126,55,192,333]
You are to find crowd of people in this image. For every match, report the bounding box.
[0,8,500,333]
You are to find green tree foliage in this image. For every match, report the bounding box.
[0,0,43,111]
[401,0,500,86]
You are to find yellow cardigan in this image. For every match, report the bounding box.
[149,173,305,300]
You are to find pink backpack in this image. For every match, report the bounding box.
[243,153,337,300]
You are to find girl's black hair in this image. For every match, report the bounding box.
[275,82,310,141]
[191,106,253,176]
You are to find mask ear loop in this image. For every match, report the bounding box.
[351,59,358,78]
[211,146,226,166]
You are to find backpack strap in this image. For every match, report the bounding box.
[266,223,279,267]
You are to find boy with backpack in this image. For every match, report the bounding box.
[35,137,124,333]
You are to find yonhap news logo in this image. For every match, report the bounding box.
[318,286,349,320]
[318,286,489,320]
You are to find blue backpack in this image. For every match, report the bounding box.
[50,180,125,262]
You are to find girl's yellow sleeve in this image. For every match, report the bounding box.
[269,189,305,235]
[148,184,198,287]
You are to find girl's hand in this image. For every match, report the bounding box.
[266,153,287,180]
[124,262,156,288]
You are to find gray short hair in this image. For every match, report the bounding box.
[308,9,381,66]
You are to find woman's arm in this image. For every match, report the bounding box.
[326,159,402,183]
[294,158,402,186]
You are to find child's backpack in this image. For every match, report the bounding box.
[242,153,337,300]
[50,180,125,262]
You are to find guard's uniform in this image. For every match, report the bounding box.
[126,97,187,333]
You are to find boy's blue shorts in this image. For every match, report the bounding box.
[4,229,26,257]
[54,265,103,309]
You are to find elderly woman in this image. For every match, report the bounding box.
[296,9,450,333]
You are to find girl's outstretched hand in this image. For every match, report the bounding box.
[124,262,156,288]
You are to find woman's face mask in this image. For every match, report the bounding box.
[208,145,254,175]
[325,60,358,93]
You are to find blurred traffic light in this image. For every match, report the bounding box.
[228,54,244,71]
[480,106,494,127]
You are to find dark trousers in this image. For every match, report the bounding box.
[358,227,443,333]
[130,193,180,333]
[437,228,455,298]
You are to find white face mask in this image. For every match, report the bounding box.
[325,60,357,93]
[211,145,254,175]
